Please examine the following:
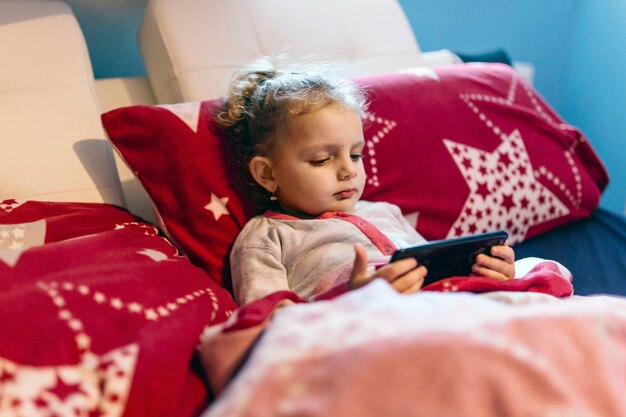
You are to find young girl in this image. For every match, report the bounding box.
[215,59,516,305]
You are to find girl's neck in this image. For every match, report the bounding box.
[275,203,318,219]
[273,202,357,219]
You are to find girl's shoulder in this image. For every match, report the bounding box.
[235,212,293,244]
[238,213,276,236]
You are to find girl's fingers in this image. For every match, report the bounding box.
[352,243,368,275]
[490,245,515,264]
[375,257,418,283]
[348,243,371,289]
[473,252,514,280]
[404,280,425,294]
[390,266,427,292]
[471,264,508,281]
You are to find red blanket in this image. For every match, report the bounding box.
[0,201,237,417]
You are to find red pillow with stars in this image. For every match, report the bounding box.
[102,63,608,291]
[103,101,252,289]
[358,63,607,243]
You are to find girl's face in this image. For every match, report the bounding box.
[269,104,366,217]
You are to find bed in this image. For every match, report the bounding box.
[2,0,626,416]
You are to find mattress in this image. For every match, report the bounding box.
[514,208,626,296]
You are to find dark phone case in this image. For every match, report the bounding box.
[390,230,508,286]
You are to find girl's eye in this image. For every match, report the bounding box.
[351,154,363,161]
[309,158,329,166]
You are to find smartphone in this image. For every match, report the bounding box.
[390,230,508,287]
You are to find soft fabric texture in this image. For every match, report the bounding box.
[199,279,601,417]
[0,199,144,244]
[102,63,607,289]
[0,200,237,417]
[231,201,426,305]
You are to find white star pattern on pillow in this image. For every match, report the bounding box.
[157,101,202,132]
[205,193,230,221]
[443,72,574,243]
[460,74,585,208]
[365,115,398,188]
[400,67,440,81]
[443,129,569,243]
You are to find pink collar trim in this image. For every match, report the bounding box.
[263,210,351,221]
[263,210,396,256]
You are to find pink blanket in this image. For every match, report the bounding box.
[200,278,626,416]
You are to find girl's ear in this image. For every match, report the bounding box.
[249,156,277,193]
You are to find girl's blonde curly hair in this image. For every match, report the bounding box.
[214,57,369,211]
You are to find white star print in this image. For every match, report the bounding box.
[459,71,584,208]
[110,298,124,310]
[11,227,25,239]
[0,220,46,264]
[400,67,440,81]
[205,193,230,221]
[158,101,202,132]
[145,309,158,321]
[440,68,585,243]
[0,199,23,213]
[364,115,398,187]
[128,302,143,313]
[0,346,138,417]
[444,129,569,244]
[8,240,23,250]
[14,279,225,417]
[68,319,83,331]
[0,249,25,267]
[137,248,169,262]
[75,333,91,349]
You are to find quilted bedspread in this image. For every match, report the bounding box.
[201,280,626,417]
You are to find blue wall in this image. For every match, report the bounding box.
[68,1,147,78]
[398,0,577,112]
[560,0,626,213]
[72,0,625,213]
[399,0,624,213]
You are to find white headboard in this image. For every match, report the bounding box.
[139,0,459,103]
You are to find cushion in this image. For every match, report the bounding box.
[0,0,124,205]
[103,101,251,289]
[101,63,608,289]
[0,200,237,416]
[357,64,607,242]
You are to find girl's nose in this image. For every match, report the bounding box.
[338,158,357,180]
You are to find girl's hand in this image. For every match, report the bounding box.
[472,243,515,281]
[348,243,427,294]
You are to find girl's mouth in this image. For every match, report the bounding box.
[335,189,356,199]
